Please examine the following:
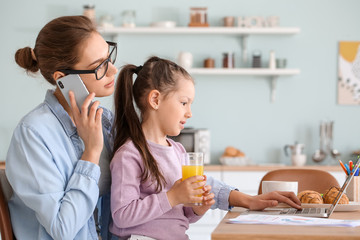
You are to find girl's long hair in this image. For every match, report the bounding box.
[112,56,192,192]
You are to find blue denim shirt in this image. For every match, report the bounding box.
[6,89,113,240]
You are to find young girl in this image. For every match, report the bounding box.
[110,56,215,240]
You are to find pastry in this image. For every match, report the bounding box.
[323,186,349,204]
[297,190,323,204]
[223,146,245,157]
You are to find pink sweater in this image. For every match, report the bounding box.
[110,138,202,240]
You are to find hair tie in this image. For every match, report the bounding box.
[134,65,143,74]
[31,48,37,61]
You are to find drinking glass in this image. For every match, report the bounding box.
[182,152,204,205]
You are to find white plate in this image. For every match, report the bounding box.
[302,202,360,212]
[268,202,360,212]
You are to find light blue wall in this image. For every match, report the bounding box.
[1,0,360,165]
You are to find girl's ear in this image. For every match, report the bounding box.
[53,71,66,81]
[148,89,161,110]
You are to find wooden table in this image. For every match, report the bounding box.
[211,207,360,240]
[0,161,5,170]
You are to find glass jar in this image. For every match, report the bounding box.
[223,52,235,68]
[189,7,208,27]
[122,10,136,28]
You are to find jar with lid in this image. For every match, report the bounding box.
[83,4,96,25]
[122,10,136,28]
[189,7,209,27]
[223,52,235,68]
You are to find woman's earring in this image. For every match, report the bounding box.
[154,105,158,110]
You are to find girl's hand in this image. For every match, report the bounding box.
[167,175,206,207]
[192,180,215,216]
[69,91,103,165]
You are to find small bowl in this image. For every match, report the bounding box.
[220,156,250,166]
[150,21,177,28]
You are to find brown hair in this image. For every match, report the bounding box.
[112,56,193,192]
[14,15,97,85]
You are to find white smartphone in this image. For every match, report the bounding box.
[56,74,90,110]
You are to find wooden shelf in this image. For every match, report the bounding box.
[98,26,300,36]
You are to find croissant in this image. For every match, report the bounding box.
[297,190,324,204]
[323,186,349,204]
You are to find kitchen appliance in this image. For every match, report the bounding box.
[284,142,306,166]
[169,128,211,164]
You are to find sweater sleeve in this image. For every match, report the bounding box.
[110,148,173,228]
[6,123,100,240]
[183,206,202,223]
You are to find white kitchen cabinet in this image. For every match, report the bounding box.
[98,26,301,102]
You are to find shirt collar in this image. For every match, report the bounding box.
[44,89,77,137]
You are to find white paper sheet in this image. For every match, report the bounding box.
[228,214,360,227]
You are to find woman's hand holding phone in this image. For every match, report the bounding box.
[69,91,103,165]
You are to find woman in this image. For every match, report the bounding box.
[6,15,117,239]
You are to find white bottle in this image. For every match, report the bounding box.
[269,50,276,69]
[178,52,193,69]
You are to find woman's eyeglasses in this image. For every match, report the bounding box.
[59,41,117,80]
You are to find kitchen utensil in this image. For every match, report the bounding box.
[312,122,327,162]
[327,121,341,159]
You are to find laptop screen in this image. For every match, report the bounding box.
[328,157,360,215]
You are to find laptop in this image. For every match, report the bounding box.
[245,158,360,218]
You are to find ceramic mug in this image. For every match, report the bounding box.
[291,154,307,166]
[262,181,298,195]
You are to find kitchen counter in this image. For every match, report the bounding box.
[204,164,342,172]
[0,162,342,171]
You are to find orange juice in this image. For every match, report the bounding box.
[182,165,204,204]
[182,165,204,181]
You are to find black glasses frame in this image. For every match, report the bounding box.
[58,41,117,80]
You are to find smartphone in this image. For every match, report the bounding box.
[56,74,90,110]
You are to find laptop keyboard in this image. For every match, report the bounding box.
[280,208,322,215]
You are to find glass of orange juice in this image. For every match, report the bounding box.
[182,152,204,205]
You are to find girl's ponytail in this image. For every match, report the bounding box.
[112,64,166,192]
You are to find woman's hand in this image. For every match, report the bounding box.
[247,191,302,210]
[229,190,302,210]
[69,91,103,165]
[167,175,206,207]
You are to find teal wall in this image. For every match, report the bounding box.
[1,0,360,165]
